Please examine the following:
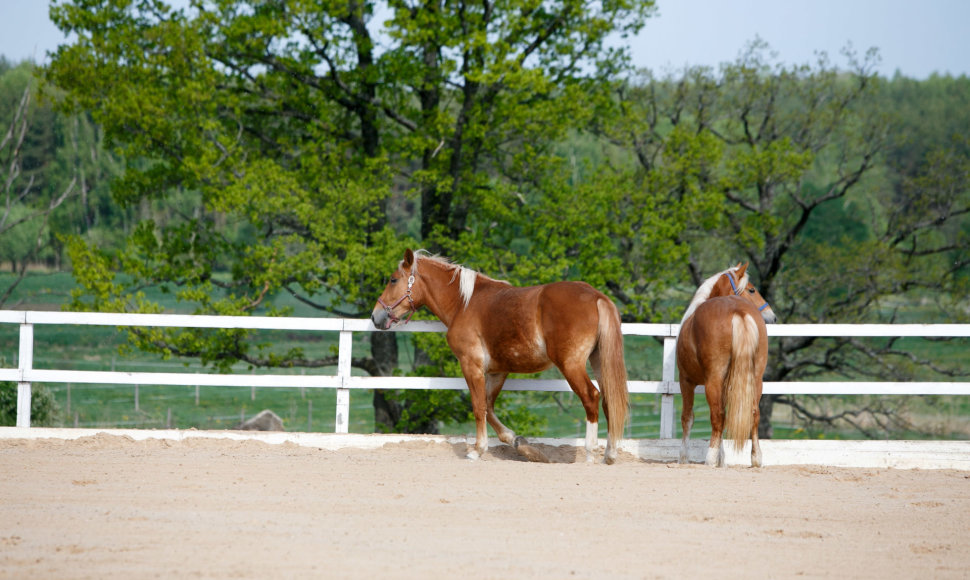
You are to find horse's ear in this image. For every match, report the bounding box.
[736,262,748,278]
[403,248,415,268]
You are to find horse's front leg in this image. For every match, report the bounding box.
[485,372,550,463]
[485,372,515,445]
[461,365,489,461]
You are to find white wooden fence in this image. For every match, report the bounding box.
[2,310,969,438]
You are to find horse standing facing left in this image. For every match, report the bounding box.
[371,249,629,464]
[676,263,777,467]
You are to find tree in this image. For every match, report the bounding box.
[44,0,656,432]
[0,59,81,426]
[1,63,77,301]
[606,41,970,438]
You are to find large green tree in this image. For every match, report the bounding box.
[44,0,656,432]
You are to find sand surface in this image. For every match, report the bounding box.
[1,434,967,579]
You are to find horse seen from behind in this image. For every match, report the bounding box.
[676,263,777,467]
[372,249,629,464]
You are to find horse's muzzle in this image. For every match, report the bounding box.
[371,307,394,330]
[761,307,778,324]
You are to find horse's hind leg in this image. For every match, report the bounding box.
[750,392,763,468]
[486,372,549,463]
[705,378,726,467]
[561,362,603,464]
[679,380,696,464]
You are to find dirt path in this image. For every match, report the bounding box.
[1,434,967,579]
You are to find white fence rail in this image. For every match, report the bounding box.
[2,310,969,437]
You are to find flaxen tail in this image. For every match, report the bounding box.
[725,313,760,452]
[596,298,629,447]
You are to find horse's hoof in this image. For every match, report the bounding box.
[751,451,763,468]
[603,454,616,465]
[466,449,481,461]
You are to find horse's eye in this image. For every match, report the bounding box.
[747,287,755,294]
[390,277,398,284]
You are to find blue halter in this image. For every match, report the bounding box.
[727,271,771,312]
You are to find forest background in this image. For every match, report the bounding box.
[1,0,969,441]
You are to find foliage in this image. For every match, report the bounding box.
[0,61,74,303]
[0,383,59,427]
[0,58,125,310]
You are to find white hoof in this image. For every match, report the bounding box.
[705,444,723,467]
[603,450,618,465]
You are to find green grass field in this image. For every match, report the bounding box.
[2,272,968,440]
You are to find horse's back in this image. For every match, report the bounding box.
[537,280,610,331]
[462,280,609,372]
[689,295,766,333]
[477,280,604,326]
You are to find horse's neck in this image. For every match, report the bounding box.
[681,277,725,324]
[417,261,467,327]
[711,279,734,299]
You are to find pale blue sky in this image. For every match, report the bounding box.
[631,0,970,78]
[2,0,967,79]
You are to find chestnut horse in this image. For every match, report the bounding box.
[372,249,629,464]
[676,263,777,467]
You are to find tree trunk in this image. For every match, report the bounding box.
[370,331,400,433]
[758,394,775,439]
[371,335,444,435]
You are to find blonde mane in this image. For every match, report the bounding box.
[412,250,480,309]
[679,265,749,324]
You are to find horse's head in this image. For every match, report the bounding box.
[714,263,778,324]
[371,248,420,330]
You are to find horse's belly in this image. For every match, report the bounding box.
[486,347,552,374]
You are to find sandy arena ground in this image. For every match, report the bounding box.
[1,434,968,579]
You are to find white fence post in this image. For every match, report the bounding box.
[659,335,677,439]
[335,329,352,433]
[17,322,34,428]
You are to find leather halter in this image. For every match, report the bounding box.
[377,270,417,325]
[727,271,771,312]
